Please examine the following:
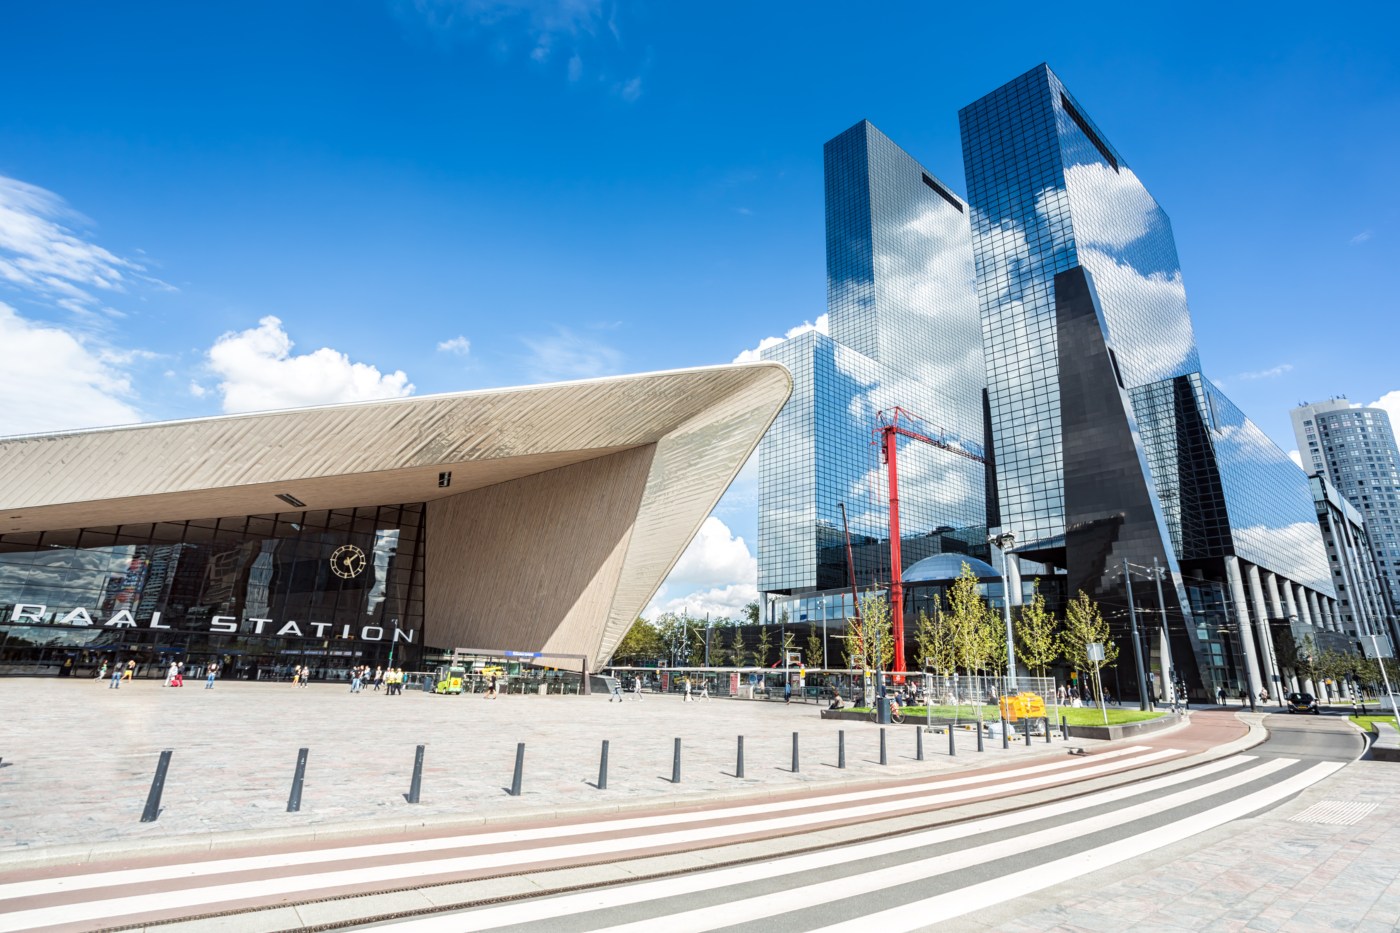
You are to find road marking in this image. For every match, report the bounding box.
[0,745,1165,902]
[1289,800,1377,825]
[570,757,1301,933]
[809,761,1344,932]
[0,746,1186,931]
[355,754,1262,933]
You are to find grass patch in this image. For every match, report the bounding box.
[847,704,1166,726]
[1351,714,1398,732]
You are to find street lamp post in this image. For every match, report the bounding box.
[987,530,1017,691]
[1370,634,1400,725]
[1123,559,1151,712]
[819,598,827,670]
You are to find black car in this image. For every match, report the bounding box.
[1286,692,1320,714]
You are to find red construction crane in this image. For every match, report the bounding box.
[874,407,987,673]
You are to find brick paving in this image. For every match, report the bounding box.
[0,677,1122,861]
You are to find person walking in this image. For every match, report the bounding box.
[632,675,643,701]
[784,680,792,704]
[109,661,124,689]
[372,666,384,692]
[124,659,136,682]
[97,659,109,682]
[609,677,625,701]
[350,666,363,693]
[206,661,218,689]
[486,673,498,699]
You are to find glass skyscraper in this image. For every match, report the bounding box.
[959,64,1339,702]
[759,122,988,629]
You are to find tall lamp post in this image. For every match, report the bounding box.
[818,597,827,670]
[987,530,1017,691]
[1370,634,1400,725]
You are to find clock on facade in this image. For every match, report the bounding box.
[330,544,367,579]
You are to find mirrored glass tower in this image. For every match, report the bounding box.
[758,122,989,637]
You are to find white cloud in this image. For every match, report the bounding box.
[1371,390,1400,428]
[733,313,828,363]
[0,302,142,436]
[1288,449,1303,469]
[206,316,414,414]
[520,326,622,382]
[188,381,207,398]
[1236,363,1294,381]
[1351,231,1372,245]
[1060,163,1162,251]
[0,174,165,318]
[437,335,471,355]
[645,516,758,620]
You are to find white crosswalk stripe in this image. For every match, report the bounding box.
[0,745,1184,932]
[403,755,1317,933]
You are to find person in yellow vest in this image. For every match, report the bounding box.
[124,659,136,681]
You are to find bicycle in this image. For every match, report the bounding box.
[868,701,905,724]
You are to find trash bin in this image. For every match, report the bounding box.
[876,696,892,724]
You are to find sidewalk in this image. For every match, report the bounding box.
[0,679,1202,867]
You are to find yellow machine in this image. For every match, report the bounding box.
[999,692,1046,721]
[433,665,466,695]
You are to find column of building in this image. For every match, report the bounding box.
[1246,564,1282,700]
[1224,557,1263,700]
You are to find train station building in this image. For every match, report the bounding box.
[0,363,789,680]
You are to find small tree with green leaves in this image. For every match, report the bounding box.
[755,626,773,668]
[743,601,761,625]
[1060,591,1116,702]
[851,590,895,672]
[806,629,823,669]
[915,600,955,676]
[946,562,990,675]
[610,617,665,665]
[1015,581,1060,679]
[730,627,747,667]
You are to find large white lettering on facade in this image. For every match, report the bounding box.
[5,605,417,643]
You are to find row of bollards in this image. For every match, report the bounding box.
[137,716,1074,820]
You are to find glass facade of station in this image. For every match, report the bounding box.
[0,504,425,679]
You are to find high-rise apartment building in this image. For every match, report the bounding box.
[958,65,1336,701]
[1307,472,1397,655]
[1292,398,1400,633]
[758,122,988,638]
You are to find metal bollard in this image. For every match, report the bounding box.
[838,730,846,769]
[948,722,956,757]
[287,747,309,812]
[1062,715,1069,740]
[736,735,745,779]
[597,740,609,790]
[509,742,524,796]
[916,726,924,761]
[791,731,800,773]
[1025,720,1033,747]
[977,723,984,752]
[671,737,681,784]
[141,749,173,822]
[1044,717,1052,744]
[1001,716,1009,749]
[406,744,425,803]
[880,727,888,765]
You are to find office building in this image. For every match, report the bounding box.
[1308,472,1397,656]
[959,64,1336,701]
[758,121,991,653]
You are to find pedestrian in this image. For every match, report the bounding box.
[486,673,498,699]
[164,660,177,687]
[632,675,643,701]
[373,666,384,692]
[206,661,218,689]
[1216,686,1226,706]
[110,661,124,689]
[124,659,136,681]
[784,680,792,704]
[610,677,624,701]
[683,677,692,703]
[292,665,301,687]
[97,659,108,681]
[350,666,363,693]
[172,662,184,688]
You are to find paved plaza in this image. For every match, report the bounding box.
[0,677,1104,864]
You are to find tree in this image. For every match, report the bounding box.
[611,617,664,665]
[1060,591,1116,702]
[945,562,990,674]
[654,612,687,666]
[845,591,894,672]
[914,601,955,676]
[729,627,747,667]
[1015,581,1060,679]
[743,601,761,625]
[1295,632,1318,687]
[756,626,773,667]
[806,629,823,669]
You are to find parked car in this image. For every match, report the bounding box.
[1286,692,1320,714]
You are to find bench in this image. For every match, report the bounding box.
[1372,721,1400,763]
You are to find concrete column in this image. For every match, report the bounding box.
[1288,670,1300,694]
[1265,572,1285,620]
[1006,554,1023,608]
[1225,557,1263,700]
[1295,584,1315,627]
[1282,582,1300,624]
[1307,590,1324,632]
[1323,599,1339,633]
[1247,564,1282,700]
[1159,624,1173,701]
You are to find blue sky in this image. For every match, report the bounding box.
[2,1,1397,617]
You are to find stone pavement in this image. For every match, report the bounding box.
[0,678,1123,865]
[948,739,1399,932]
